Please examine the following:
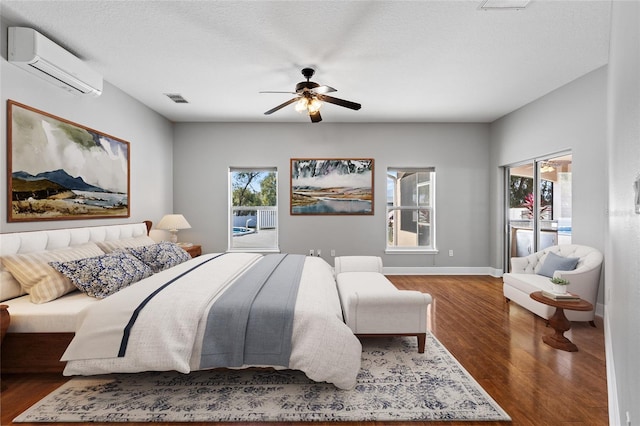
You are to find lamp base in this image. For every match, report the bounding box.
[169,231,178,243]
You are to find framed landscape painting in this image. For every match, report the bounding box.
[7,100,130,222]
[290,158,374,215]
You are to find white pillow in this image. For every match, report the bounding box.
[1,243,105,304]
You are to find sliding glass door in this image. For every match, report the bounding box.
[505,153,572,271]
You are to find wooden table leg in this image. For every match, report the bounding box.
[543,307,579,352]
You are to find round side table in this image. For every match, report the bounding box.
[530,291,593,352]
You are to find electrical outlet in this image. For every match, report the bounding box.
[449,250,454,257]
[309,249,314,256]
[317,249,322,257]
[331,249,336,257]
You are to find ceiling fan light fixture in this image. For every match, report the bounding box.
[307,98,322,114]
[295,98,309,112]
[294,97,322,114]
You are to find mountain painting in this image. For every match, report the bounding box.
[290,159,374,215]
[8,101,130,221]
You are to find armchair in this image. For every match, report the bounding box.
[503,244,603,324]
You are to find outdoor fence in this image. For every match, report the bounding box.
[231,206,277,230]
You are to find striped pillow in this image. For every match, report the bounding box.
[0,270,25,301]
[1,243,105,304]
[96,236,155,253]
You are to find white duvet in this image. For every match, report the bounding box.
[62,253,362,389]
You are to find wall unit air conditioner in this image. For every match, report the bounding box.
[8,27,103,97]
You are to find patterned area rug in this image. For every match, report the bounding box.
[14,334,510,422]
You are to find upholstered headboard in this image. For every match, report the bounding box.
[0,221,151,301]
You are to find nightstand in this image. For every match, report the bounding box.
[179,244,202,258]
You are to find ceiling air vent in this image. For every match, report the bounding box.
[164,93,189,103]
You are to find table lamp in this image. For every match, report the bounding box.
[157,214,191,243]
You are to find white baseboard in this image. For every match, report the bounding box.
[383,266,503,277]
[605,307,621,426]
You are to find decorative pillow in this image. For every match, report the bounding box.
[538,252,580,278]
[1,270,25,302]
[49,252,154,299]
[95,236,155,253]
[1,243,105,304]
[128,241,191,273]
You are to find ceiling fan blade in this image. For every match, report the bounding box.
[264,97,299,115]
[312,85,337,94]
[317,94,361,111]
[309,111,322,123]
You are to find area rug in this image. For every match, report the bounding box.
[14,333,510,422]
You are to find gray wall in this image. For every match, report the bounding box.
[606,1,640,424]
[489,66,608,271]
[0,17,174,233]
[173,122,492,270]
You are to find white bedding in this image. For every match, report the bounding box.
[4,291,99,333]
[61,253,362,390]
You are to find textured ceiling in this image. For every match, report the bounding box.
[1,1,611,123]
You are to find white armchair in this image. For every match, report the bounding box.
[503,245,603,324]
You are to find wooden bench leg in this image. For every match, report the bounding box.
[417,333,426,353]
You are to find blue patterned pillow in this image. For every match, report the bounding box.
[128,241,191,273]
[49,252,154,298]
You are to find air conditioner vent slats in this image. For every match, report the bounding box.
[480,0,530,10]
[29,60,94,94]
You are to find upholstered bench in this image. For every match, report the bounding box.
[334,256,432,353]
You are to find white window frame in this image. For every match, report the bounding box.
[386,167,437,254]
[228,167,279,253]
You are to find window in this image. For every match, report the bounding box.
[229,168,278,252]
[386,168,436,253]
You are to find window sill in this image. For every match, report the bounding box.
[385,248,439,255]
[227,248,281,254]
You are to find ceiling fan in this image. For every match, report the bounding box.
[261,68,361,123]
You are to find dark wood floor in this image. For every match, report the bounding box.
[1,275,608,425]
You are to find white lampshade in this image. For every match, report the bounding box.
[157,214,191,243]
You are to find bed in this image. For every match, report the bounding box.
[0,222,362,389]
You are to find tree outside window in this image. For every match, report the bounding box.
[509,176,553,219]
